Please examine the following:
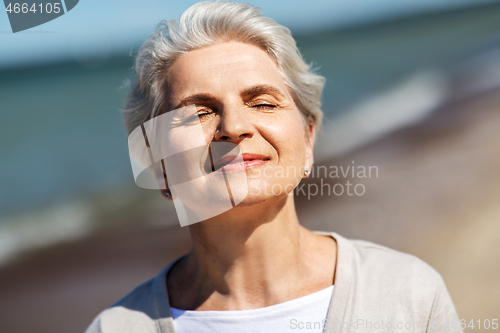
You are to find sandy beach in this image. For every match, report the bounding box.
[0,89,499,333]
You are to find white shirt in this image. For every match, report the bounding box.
[170,285,334,333]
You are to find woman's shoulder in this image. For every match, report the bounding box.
[84,265,174,333]
[85,277,158,333]
[314,231,462,331]
[315,230,445,294]
[351,237,440,278]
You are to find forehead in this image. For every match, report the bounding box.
[165,41,289,103]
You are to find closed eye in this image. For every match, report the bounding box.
[250,102,277,110]
[193,104,217,118]
[182,108,216,125]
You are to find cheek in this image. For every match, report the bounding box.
[200,121,218,144]
[251,114,308,191]
[257,114,307,161]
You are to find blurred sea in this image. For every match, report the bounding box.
[1,2,500,263]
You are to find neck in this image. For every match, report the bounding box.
[190,192,301,263]
[172,193,314,310]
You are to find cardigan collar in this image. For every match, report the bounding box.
[152,231,351,333]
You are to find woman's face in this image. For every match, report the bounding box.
[164,41,315,207]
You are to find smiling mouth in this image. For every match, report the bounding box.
[212,153,270,172]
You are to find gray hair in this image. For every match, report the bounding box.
[122,1,325,135]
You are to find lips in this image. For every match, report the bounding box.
[213,153,269,171]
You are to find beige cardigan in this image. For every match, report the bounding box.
[86,231,463,333]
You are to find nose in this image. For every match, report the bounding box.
[214,104,255,143]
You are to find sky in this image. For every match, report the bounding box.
[0,0,497,69]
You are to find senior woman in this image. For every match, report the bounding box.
[86,2,462,332]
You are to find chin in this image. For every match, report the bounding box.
[234,180,295,206]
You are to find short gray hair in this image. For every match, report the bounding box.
[122,1,325,135]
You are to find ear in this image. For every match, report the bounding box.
[305,116,316,171]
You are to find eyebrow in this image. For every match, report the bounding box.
[174,94,215,110]
[240,84,286,100]
[173,84,286,110]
